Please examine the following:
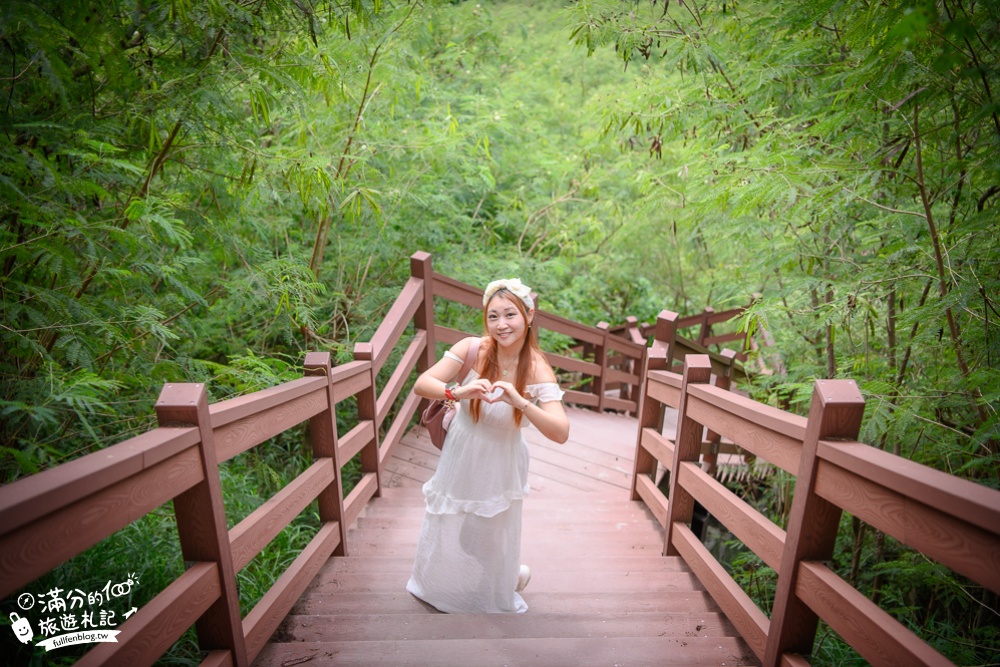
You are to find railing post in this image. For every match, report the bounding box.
[411,251,437,388]
[155,383,248,667]
[703,348,737,478]
[352,342,383,498]
[664,355,713,556]
[698,306,714,346]
[763,380,865,667]
[630,310,677,502]
[593,321,610,412]
[304,352,348,557]
[623,316,644,413]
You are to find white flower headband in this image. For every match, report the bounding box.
[483,278,534,311]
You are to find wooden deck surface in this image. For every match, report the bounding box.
[254,406,758,666]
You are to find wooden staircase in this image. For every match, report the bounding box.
[252,408,758,666]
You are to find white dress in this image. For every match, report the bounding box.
[406,356,564,614]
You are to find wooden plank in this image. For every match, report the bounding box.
[780,655,812,667]
[704,332,744,346]
[647,373,682,409]
[641,426,676,471]
[330,360,373,403]
[310,555,687,578]
[534,310,605,346]
[672,522,769,661]
[199,651,233,667]
[544,350,602,376]
[432,324,475,347]
[430,272,483,309]
[795,562,953,667]
[343,472,379,529]
[344,526,663,550]
[242,521,342,662]
[229,459,335,572]
[303,353,347,556]
[689,384,807,441]
[0,426,199,536]
[410,252,437,374]
[291,590,719,615]
[357,511,659,532]
[279,610,736,642]
[0,446,203,597]
[563,389,600,407]
[814,459,1000,594]
[351,343,383,494]
[255,636,756,667]
[375,330,426,428]
[379,391,423,467]
[635,474,668,528]
[648,369,683,389]
[213,385,328,463]
[307,566,692,595]
[686,392,803,476]
[602,395,637,413]
[605,366,639,385]
[76,562,221,667]
[209,376,326,429]
[678,461,785,571]
[339,420,375,462]
[817,441,1000,536]
[370,277,424,373]
[605,333,646,357]
[665,355,713,556]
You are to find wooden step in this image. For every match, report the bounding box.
[291,590,720,616]
[306,567,702,595]
[340,541,670,559]
[254,635,757,666]
[310,555,688,577]
[253,410,760,667]
[347,525,663,545]
[360,505,661,526]
[278,610,738,642]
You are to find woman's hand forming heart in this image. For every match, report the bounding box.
[485,380,522,407]
[455,378,493,402]
[455,379,524,408]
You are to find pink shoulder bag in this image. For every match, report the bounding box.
[421,337,480,450]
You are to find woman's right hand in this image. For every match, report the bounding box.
[455,378,492,401]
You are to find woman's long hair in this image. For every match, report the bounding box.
[469,288,540,427]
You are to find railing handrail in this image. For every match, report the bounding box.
[630,310,1000,667]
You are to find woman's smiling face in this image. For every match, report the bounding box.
[486,293,530,350]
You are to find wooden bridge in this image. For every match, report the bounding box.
[1,251,998,667]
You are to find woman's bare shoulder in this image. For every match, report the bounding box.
[450,335,487,356]
[528,350,557,384]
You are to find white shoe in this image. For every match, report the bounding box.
[516,565,531,592]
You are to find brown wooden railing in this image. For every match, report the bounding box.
[7,251,994,667]
[631,310,1000,667]
[0,251,645,666]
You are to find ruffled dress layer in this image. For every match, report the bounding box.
[406,360,564,614]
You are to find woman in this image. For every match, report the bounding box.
[406,278,570,613]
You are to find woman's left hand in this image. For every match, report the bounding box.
[488,380,527,410]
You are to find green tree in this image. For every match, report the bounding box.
[567,0,1000,663]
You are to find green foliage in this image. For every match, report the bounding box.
[2,0,999,662]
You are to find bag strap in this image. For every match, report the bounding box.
[456,336,481,385]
